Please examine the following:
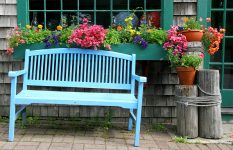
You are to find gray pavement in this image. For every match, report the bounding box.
[0,122,232,150]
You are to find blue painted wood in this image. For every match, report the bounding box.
[37,55,40,80]
[109,57,112,83]
[69,54,73,81]
[73,54,77,82]
[40,55,44,80]
[123,59,126,84]
[48,54,51,81]
[77,54,80,82]
[44,55,48,80]
[33,55,37,80]
[8,48,147,146]
[87,54,90,82]
[105,57,109,83]
[65,54,69,81]
[55,54,58,81]
[84,54,87,82]
[51,54,55,81]
[58,54,62,81]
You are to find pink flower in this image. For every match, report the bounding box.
[20,40,25,43]
[68,19,106,49]
[206,18,211,22]
[6,48,14,55]
[199,53,204,58]
[105,44,111,51]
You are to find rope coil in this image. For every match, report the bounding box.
[175,85,222,107]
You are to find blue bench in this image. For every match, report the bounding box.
[8,48,147,146]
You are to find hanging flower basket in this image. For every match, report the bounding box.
[176,67,196,85]
[181,30,204,42]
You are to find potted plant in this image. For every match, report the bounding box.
[202,27,225,55]
[163,26,203,85]
[180,17,205,42]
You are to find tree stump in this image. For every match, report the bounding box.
[175,85,198,138]
[197,69,222,139]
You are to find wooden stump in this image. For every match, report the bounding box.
[175,85,198,138]
[197,69,222,139]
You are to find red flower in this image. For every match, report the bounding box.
[6,48,14,55]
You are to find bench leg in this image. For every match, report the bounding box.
[8,104,16,142]
[22,107,27,125]
[128,109,133,131]
[134,107,142,147]
[134,82,144,147]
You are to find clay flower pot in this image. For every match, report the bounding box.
[176,67,196,85]
[181,30,204,42]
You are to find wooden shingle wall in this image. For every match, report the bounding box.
[0,0,197,125]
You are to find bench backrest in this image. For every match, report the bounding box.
[23,48,136,90]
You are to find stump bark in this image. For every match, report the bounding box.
[197,69,222,139]
[175,85,198,138]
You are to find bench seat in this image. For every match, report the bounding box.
[15,90,137,108]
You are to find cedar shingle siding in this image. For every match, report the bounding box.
[0,0,197,124]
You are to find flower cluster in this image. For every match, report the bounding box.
[43,34,60,48]
[7,24,50,55]
[182,17,211,30]
[202,27,225,55]
[6,27,25,55]
[133,36,148,48]
[68,18,106,50]
[163,26,188,55]
[163,26,202,69]
[105,13,167,49]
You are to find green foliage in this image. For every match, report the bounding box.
[167,49,202,69]
[22,29,51,44]
[184,18,202,30]
[27,116,40,125]
[173,136,188,143]
[104,29,121,45]
[102,108,113,131]
[59,27,73,44]
[119,29,133,43]
[146,28,167,45]
[152,123,167,132]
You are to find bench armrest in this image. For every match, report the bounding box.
[132,74,147,83]
[8,70,27,78]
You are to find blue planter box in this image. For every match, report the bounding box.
[13,43,167,60]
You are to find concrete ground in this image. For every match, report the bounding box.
[0,121,232,150]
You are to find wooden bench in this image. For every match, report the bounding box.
[8,48,147,146]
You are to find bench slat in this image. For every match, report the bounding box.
[40,55,43,80]
[25,49,134,90]
[15,90,137,109]
[109,57,112,83]
[29,56,33,80]
[33,56,37,80]
[106,57,109,83]
[28,48,132,60]
[84,54,87,82]
[102,56,105,83]
[127,60,130,84]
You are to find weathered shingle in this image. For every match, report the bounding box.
[174,3,197,15]
[0,28,12,38]
[6,0,16,4]
[0,39,7,50]
[0,4,17,15]
[0,16,17,27]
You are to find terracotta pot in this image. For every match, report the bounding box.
[181,30,203,42]
[176,67,196,85]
